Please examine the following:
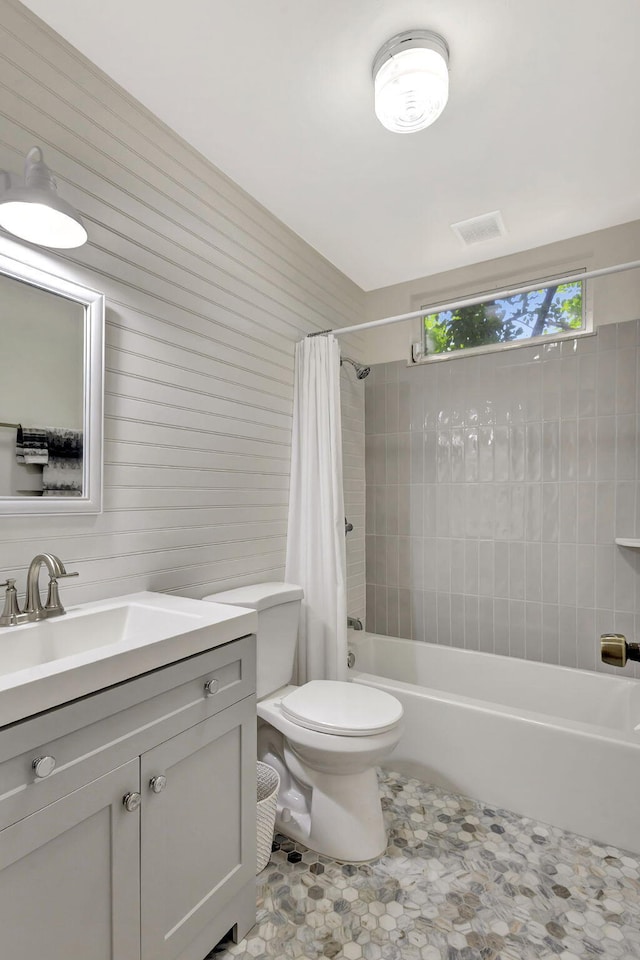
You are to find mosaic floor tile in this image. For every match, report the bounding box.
[209,770,640,960]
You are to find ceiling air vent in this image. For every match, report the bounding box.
[451,210,506,246]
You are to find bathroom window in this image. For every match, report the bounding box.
[421,275,586,360]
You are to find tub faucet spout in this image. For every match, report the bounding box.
[347,616,363,631]
[601,633,640,668]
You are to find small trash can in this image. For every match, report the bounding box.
[256,761,280,873]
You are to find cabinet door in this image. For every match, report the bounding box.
[140,696,256,960]
[0,759,140,960]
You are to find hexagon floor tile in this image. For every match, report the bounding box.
[208,770,640,960]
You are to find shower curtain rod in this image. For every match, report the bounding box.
[315,258,640,339]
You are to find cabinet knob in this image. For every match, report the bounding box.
[123,792,142,813]
[32,755,56,779]
[204,678,219,696]
[149,775,167,794]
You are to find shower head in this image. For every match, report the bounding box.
[341,356,371,379]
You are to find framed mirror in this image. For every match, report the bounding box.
[0,249,104,514]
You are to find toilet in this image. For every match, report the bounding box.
[203,582,403,862]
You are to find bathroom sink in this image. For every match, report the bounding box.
[0,591,257,726]
[0,601,206,675]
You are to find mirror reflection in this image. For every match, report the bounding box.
[0,272,85,498]
[0,250,103,516]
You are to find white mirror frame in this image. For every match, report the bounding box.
[0,249,104,515]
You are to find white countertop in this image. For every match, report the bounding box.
[0,591,257,727]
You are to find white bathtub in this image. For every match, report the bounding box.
[349,631,640,854]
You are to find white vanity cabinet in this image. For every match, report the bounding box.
[0,633,257,960]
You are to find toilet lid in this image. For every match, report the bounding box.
[280,680,403,737]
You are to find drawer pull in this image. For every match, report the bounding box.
[204,678,219,696]
[149,775,167,794]
[123,792,142,813]
[32,756,56,779]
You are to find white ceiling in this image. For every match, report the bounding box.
[20,0,640,291]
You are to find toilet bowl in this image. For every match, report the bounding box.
[203,583,403,862]
[258,681,402,861]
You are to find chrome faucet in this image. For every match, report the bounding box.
[0,554,79,626]
[25,554,79,620]
[347,616,363,631]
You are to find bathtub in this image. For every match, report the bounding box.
[348,631,640,854]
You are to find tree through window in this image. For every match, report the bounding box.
[423,280,584,357]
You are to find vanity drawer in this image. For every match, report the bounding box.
[0,634,255,830]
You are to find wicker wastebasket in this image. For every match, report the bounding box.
[256,762,280,873]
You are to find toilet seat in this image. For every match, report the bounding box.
[280,680,403,737]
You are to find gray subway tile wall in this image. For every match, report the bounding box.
[364,320,640,676]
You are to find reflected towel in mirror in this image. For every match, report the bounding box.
[15,426,49,463]
[42,457,82,496]
[16,426,83,495]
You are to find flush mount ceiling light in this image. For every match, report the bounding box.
[372,30,449,134]
[0,146,87,248]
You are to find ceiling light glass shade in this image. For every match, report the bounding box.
[0,147,87,248]
[373,30,449,134]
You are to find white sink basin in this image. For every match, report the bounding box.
[0,592,257,726]
[0,602,203,675]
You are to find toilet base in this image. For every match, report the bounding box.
[277,761,388,863]
[257,704,401,864]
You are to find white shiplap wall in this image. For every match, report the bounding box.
[0,0,367,611]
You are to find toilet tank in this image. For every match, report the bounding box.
[202,582,303,698]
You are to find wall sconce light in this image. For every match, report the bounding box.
[0,146,87,248]
[373,30,449,134]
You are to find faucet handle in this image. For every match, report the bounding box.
[0,578,25,626]
[44,570,79,616]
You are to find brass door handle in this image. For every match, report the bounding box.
[600,634,640,668]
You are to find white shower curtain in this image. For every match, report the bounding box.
[285,333,348,683]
